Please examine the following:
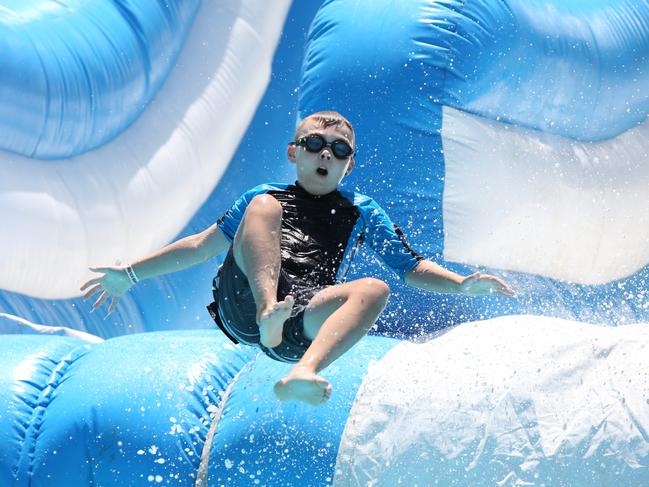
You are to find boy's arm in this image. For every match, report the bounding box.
[404,259,515,297]
[80,224,230,315]
[129,223,229,280]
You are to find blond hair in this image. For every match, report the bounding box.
[295,111,355,144]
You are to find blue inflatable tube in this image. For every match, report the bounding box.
[298,0,649,332]
[0,330,396,485]
[0,331,255,485]
[2,0,649,485]
[3,322,649,485]
[0,0,200,159]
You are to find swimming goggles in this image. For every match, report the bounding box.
[291,134,356,159]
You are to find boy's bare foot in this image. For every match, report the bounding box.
[273,366,332,406]
[257,295,294,348]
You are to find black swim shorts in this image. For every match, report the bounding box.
[206,247,324,363]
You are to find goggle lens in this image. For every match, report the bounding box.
[304,135,325,152]
[332,140,354,158]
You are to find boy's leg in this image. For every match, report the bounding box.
[232,194,293,348]
[274,278,390,406]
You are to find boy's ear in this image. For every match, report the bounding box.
[344,158,355,176]
[287,143,297,162]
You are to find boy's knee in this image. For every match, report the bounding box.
[247,194,282,220]
[359,278,390,307]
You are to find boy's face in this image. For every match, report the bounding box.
[287,119,355,195]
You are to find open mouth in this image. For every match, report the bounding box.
[316,167,328,176]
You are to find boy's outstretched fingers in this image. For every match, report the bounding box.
[92,290,108,311]
[81,264,133,306]
[103,297,118,320]
[104,296,120,318]
[80,277,101,292]
[463,273,515,297]
[82,283,101,301]
[485,275,515,297]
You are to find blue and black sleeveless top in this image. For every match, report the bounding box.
[216,181,423,287]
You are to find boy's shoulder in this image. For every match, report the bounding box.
[341,187,367,200]
[231,182,291,203]
[338,187,382,212]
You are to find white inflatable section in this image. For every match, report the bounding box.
[0,0,291,299]
[441,106,649,284]
[335,316,649,486]
[0,313,103,343]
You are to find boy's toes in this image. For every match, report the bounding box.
[315,380,333,404]
[273,296,294,314]
[322,384,332,401]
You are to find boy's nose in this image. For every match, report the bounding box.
[319,150,332,160]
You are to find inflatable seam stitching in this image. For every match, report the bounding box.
[194,352,262,487]
[16,344,93,481]
[432,0,471,106]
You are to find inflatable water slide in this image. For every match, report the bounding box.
[1,0,648,485]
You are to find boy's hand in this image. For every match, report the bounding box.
[460,272,515,297]
[80,266,133,317]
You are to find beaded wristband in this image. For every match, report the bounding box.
[124,264,139,285]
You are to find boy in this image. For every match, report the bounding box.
[81,111,514,407]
